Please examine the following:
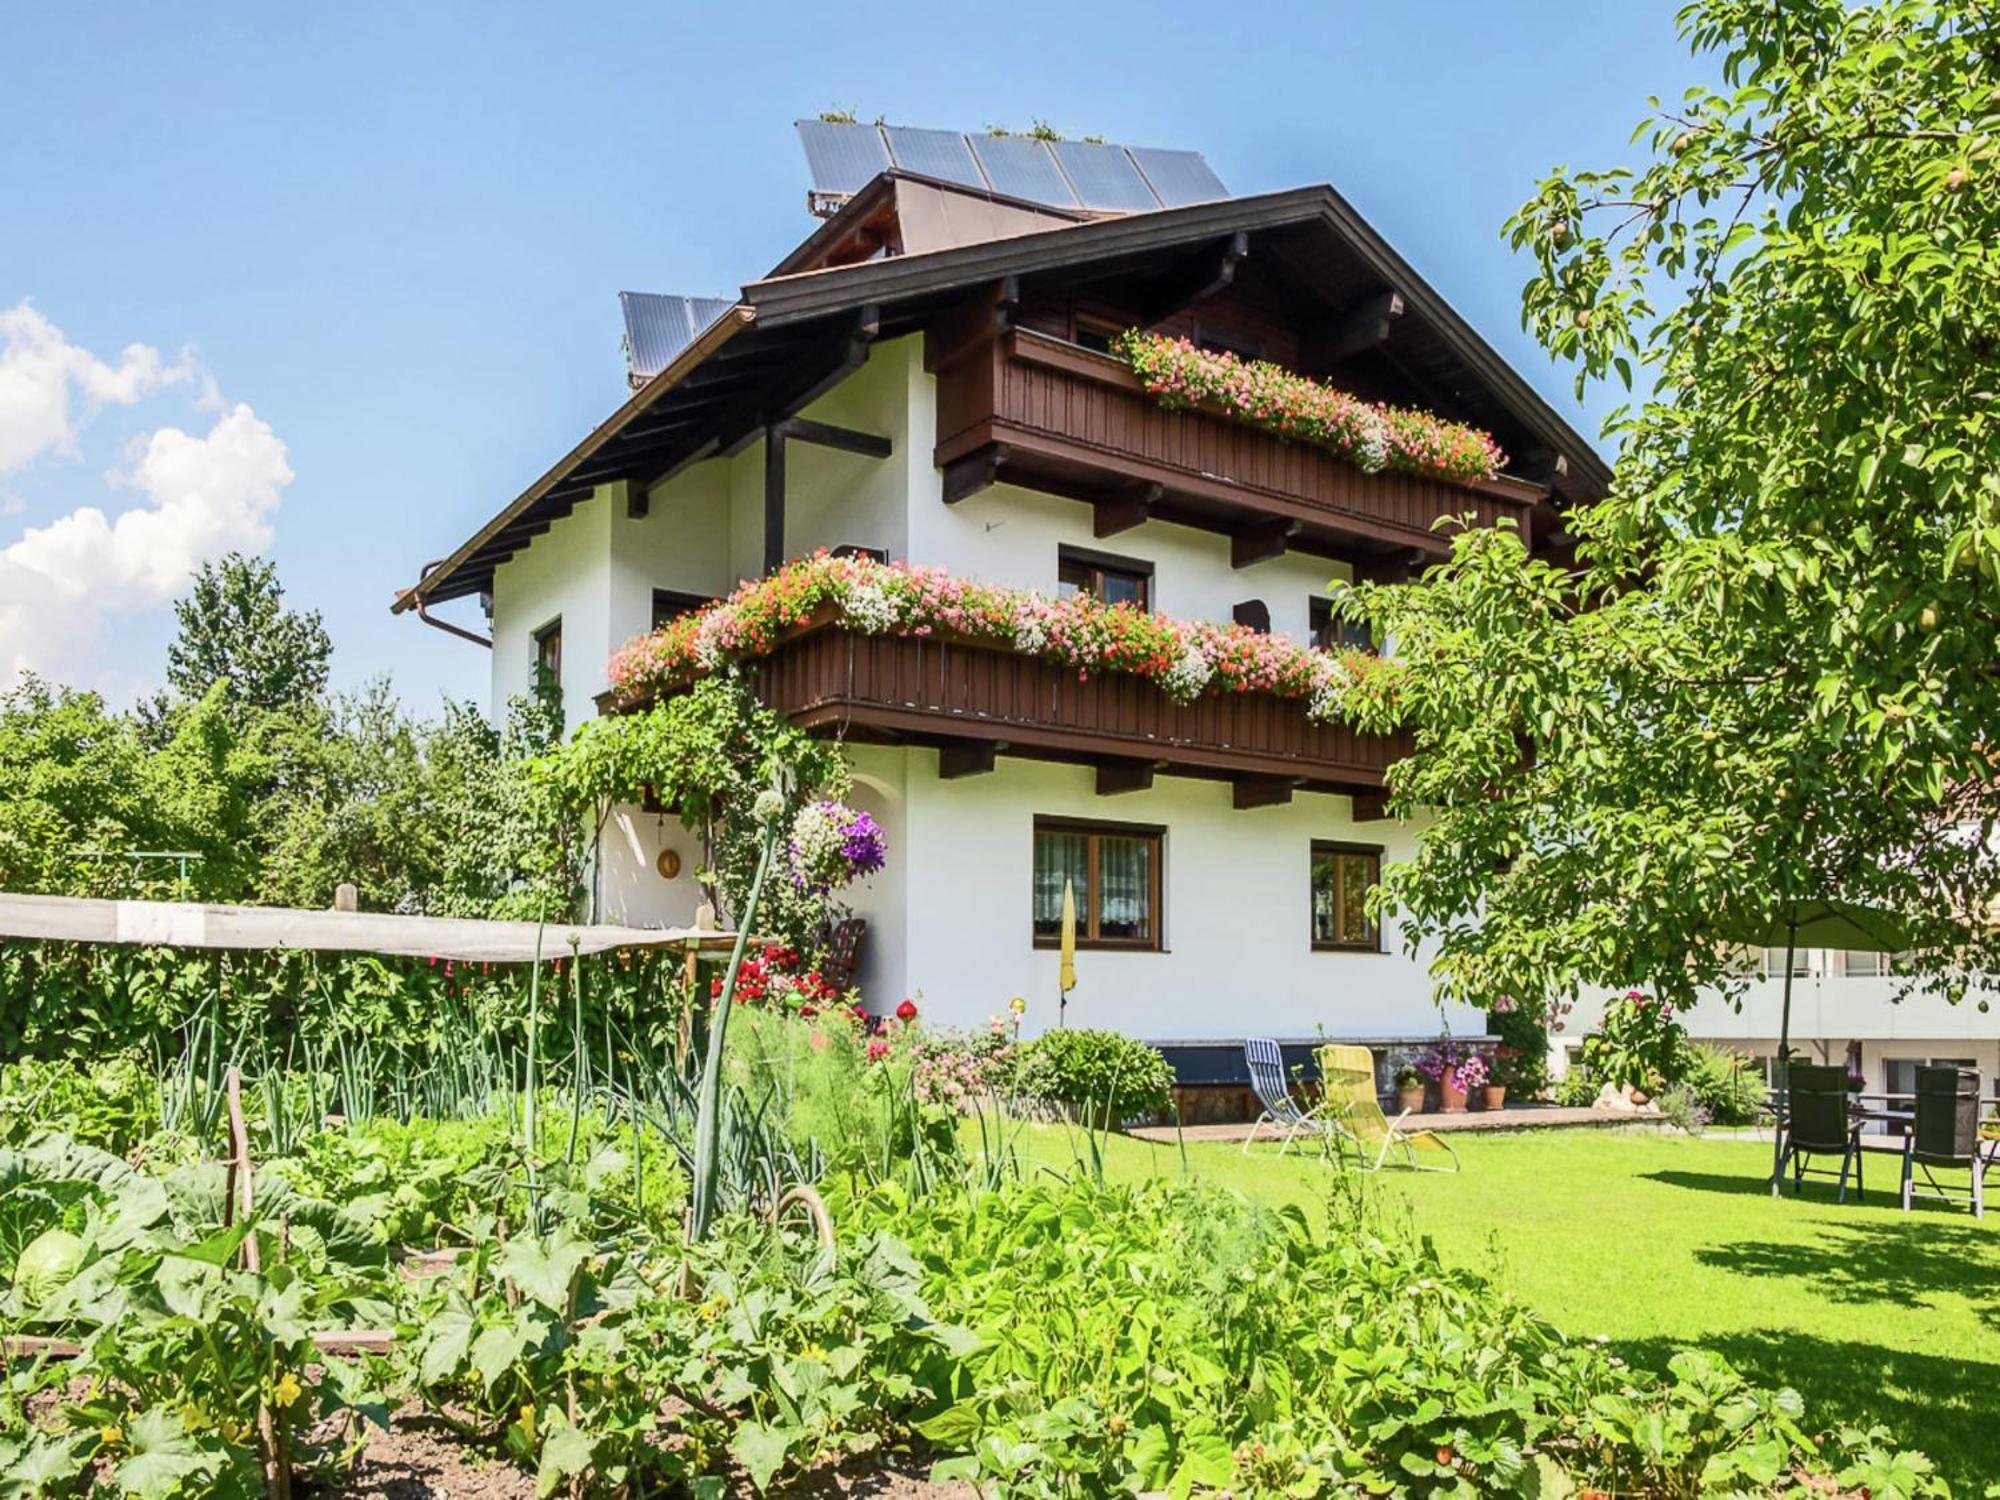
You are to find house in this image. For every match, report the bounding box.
[393,121,1609,1098]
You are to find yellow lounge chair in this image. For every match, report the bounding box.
[1316,1044,1459,1173]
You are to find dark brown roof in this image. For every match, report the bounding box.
[398,183,1608,612]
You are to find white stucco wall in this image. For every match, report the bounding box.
[886,749,1466,1041]
[489,485,614,733]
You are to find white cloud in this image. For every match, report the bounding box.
[0,300,192,475]
[0,307,293,688]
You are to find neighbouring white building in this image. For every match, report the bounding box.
[1562,955,2000,1106]
[393,122,1612,1109]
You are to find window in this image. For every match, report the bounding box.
[1762,945,1812,978]
[1309,596,1371,652]
[1073,315,1121,355]
[532,618,562,688]
[1843,949,1895,978]
[1311,841,1382,951]
[1033,818,1163,950]
[1057,547,1151,611]
[651,589,711,629]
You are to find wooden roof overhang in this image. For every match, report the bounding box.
[399,184,1608,614]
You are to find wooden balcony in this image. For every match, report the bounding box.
[931,326,1545,568]
[745,618,1405,799]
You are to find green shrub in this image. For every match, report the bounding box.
[1682,1043,1769,1126]
[1014,1028,1174,1123]
[1554,1064,1601,1108]
[1485,1007,1552,1098]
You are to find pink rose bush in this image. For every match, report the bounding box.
[607,552,1391,723]
[1115,330,1506,487]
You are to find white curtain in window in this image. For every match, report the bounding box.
[1098,836,1150,939]
[1034,831,1088,934]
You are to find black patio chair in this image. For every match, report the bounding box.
[1776,1063,1864,1202]
[1901,1066,1992,1218]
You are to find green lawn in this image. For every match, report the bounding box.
[989,1123,2000,1492]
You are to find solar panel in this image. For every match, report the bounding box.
[620,292,735,385]
[795,119,891,196]
[795,120,1229,215]
[966,134,1080,208]
[1127,147,1229,207]
[883,125,989,190]
[1050,141,1159,212]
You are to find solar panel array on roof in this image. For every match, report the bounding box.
[797,119,892,196]
[792,120,1227,214]
[1050,139,1158,212]
[620,292,735,386]
[883,125,986,190]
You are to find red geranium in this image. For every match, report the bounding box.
[896,999,918,1023]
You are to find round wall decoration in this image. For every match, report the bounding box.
[656,848,682,880]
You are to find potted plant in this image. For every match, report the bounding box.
[1484,1044,1518,1110]
[1416,1039,1470,1113]
[1458,1050,1498,1110]
[1393,1062,1425,1115]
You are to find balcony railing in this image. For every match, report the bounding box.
[932,328,1543,559]
[745,617,1405,795]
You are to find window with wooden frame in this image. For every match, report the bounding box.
[1033,817,1164,950]
[651,589,712,629]
[532,618,563,689]
[1072,313,1123,355]
[1057,546,1151,612]
[1309,595,1371,652]
[1310,841,1382,951]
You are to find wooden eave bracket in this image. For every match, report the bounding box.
[1231,518,1303,569]
[1310,289,1406,367]
[1233,775,1303,810]
[939,739,1004,778]
[1092,481,1162,538]
[1142,231,1250,325]
[942,444,1010,505]
[1095,759,1157,796]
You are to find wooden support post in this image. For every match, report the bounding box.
[1351,791,1390,821]
[1095,760,1155,796]
[1092,481,1161,538]
[1232,776,1300,811]
[1231,519,1301,569]
[763,423,786,573]
[939,740,1000,779]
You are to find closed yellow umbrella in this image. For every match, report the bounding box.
[1058,877,1078,1024]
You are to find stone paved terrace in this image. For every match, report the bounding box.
[1128,1102,1651,1144]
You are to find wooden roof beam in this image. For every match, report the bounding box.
[1141,231,1249,325]
[773,416,892,459]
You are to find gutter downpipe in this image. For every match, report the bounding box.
[405,560,492,649]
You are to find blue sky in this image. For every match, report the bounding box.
[0,1,1694,711]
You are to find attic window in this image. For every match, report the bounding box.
[1073,315,1122,356]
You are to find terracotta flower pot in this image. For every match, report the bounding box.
[1437,1068,1469,1113]
[1481,1084,1507,1111]
[1396,1084,1425,1115]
